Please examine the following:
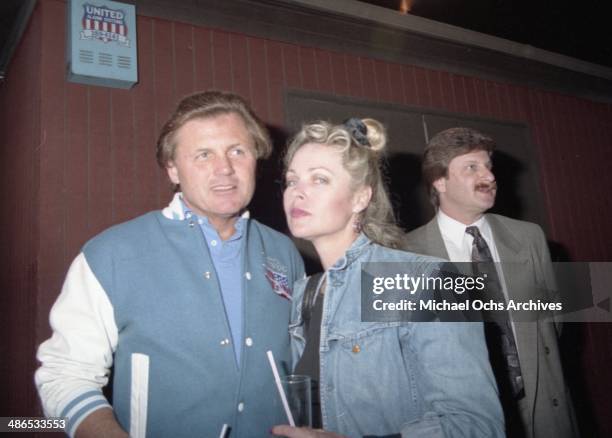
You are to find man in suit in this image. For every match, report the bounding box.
[404,127,578,438]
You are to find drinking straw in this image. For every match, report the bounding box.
[266,350,296,426]
[218,423,229,438]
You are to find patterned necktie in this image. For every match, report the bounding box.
[466,225,525,400]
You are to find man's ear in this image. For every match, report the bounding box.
[166,162,180,185]
[432,177,446,194]
[353,185,373,214]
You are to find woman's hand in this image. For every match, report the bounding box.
[271,425,347,438]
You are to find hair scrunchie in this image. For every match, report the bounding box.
[343,118,370,147]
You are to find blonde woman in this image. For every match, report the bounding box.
[272,119,504,438]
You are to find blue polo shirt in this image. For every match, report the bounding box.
[182,200,246,366]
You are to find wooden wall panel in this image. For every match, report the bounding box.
[486,80,501,119]
[193,27,213,91]
[133,17,162,214]
[359,58,378,101]
[38,0,66,299]
[0,0,42,417]
[515,85,530,122]
[173,23,195,99]
[281,43,301,89]
[110,88,136,224]
[314,49,333,94]
[345,54,364,98]
[463,76,479,114]
[64,84,89,262]
[544,94,567,245]
[387,63,404,105]
[267,41,285,127]
[152,19,175,205]
[536,93,569,241]
[564,95,589,258]
[330,52,349,97]
[247,37,270,121]
[496,82,509,119]
[575,99,596,258]
[211,29,231,92]
[507,83,521,122]
[427,70,443,109]
[36,2,70,423]
[472,77,489,116]
[452,74,468,114]
[401,64,417,106]
[548,92,579,253]
[230,33,251,105]
[88,87,114,235]
[588,101,606,258]
[374,60,391,103]
[438,71,455,112]
[415,66,433,108]
[597,103,612,256]
[298,46,317,91]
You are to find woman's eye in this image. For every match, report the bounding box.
[230,147,245,156]
[285,179,296,188]
[313,176,328,184]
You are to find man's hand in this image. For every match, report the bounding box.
[271,425,347,438]
[75,408,128,438]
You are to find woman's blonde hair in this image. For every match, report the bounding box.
[284,118,405,249]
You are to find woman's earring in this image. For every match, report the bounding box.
[353,217,362,233]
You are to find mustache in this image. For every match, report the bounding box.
[475,181,497,191]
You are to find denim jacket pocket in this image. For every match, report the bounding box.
[326,322,417,434]
[328,321,404,347]
[329,322,410,369]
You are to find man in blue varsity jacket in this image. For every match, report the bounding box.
[35,91,305,438]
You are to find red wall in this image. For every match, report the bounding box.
[2,0,611,432]
[0,2,42,417]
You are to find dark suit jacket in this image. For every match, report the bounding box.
[404,213,579,438]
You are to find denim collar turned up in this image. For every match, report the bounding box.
[328,233,372,272]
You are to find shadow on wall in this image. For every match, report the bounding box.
[250,124,322,274]
[488,150,524,220]
[548,241,600,438]
[386,151,432,232]
[249,124,288,233]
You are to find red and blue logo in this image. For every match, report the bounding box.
[80,3,130,46]
[265,258,292,301]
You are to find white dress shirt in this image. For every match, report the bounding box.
[436,209,519,344]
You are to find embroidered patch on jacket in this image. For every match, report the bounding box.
[264,258,292,301]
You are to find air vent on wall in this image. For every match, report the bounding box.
[98,52,112,66]
[117,55,131,69]
[79,49,94,64]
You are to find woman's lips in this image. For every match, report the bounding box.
[289,208,310,218]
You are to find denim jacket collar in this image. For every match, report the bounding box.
[329,233,372,271]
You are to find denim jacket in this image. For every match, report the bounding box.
[289,234,504,438]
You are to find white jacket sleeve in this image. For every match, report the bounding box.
[35,253,119,437]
